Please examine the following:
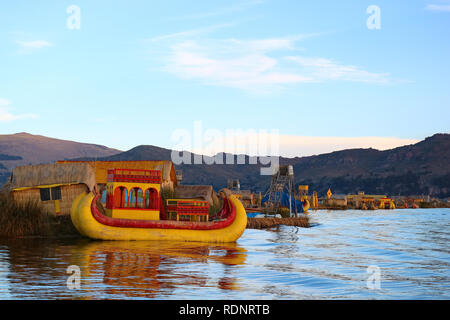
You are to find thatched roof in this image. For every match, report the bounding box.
[9,163,96,191]
[57,160,177,186]
[174,185,219,206]
[238,190,254,200]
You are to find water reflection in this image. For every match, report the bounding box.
[1,208,449,299]
[77,240,247,298]
[1,238,247,299]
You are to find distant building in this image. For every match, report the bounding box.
[326,194,347,207]
[346,191,398,209]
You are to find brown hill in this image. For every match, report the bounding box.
[0,132,121,183]
[289,134,450,197]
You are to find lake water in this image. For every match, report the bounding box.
[0,208,449,300]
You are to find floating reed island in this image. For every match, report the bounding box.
[0,161,314,240]
[0,192,310,238]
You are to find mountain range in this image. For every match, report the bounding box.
[0,132,121,184]
[0,132,449,198]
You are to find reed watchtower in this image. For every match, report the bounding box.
[263,165,298,217]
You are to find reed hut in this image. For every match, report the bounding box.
[235,190,254,208]
[57,160,178,193]
[6,163,96,216]
[174,185,219,207]
[325,194,348,207]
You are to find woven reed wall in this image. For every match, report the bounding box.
[11,184,88,216]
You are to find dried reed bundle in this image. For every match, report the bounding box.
[246,216,310,229]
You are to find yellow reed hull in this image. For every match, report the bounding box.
[70,192,247,243]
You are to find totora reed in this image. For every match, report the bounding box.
[246,216,310,229]
[0,194,79,238]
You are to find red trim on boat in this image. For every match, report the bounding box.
[90,194,236,230]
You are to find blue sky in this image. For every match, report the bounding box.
[1,0,449,157]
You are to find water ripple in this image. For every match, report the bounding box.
[0,208,449,299]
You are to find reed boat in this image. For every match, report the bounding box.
[70,168,247,242]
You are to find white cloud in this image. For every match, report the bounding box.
[16,40,52,54]
[426,4,450,12]
[147,7,392,93]
[165,38,312,92]
[0,98,38,122]
[154,33,390,92]
[286,56,390,84]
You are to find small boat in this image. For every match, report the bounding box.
[70,169,247,242]
[246,212,265,218]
